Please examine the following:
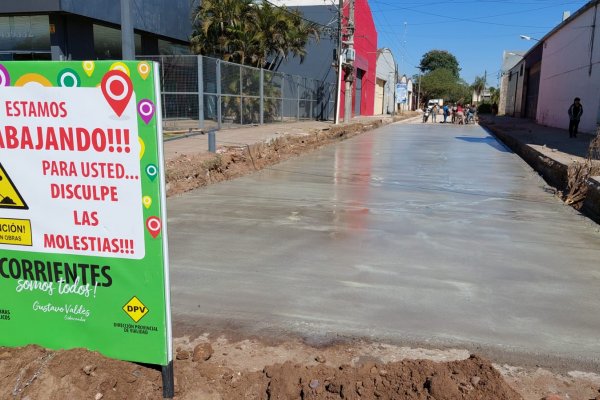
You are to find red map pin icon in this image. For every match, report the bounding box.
[101,70,133,117]
[146,216,162,238]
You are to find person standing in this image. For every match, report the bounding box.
[431,103,437,123]
[456,103,464,124]
[568,97,583,138]
[492,102,498,116]
[443,104,449,123]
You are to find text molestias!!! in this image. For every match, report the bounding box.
[0,125,132,154]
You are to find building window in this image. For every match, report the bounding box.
[520,64,523,76]
[0,15,50,52]
[93,24,142,59]
[158,39,190,55]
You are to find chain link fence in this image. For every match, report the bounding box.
[139,55,336,131]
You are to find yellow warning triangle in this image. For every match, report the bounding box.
[0,163,28,210]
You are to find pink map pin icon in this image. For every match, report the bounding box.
[137,99,155,124]
[101,70,133,117]
[146,216,162,238]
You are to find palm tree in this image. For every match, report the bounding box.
[191,0,255,63]
[191,0,319,69]
[488,86,500,105]
[471,75,486,104]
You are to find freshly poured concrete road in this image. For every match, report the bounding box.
[168,121,600,365]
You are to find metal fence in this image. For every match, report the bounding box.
[139,55,336,131]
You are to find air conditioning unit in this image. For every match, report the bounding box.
[344,48,356,62]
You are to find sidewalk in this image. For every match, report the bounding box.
[163,114,417,162]
[480,115,600,223]
[164,120,330,162]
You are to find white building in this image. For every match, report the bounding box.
[498,51,525,115]
[374,48,396,115]
[505,0,600,133]
[472,89,492,104]
[536,1,600,134]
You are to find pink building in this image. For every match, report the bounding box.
[275,0,378,118]
[339,0,378,117]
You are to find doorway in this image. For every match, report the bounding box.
[354,69,364,116]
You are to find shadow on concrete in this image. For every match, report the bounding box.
[455,135,512,153]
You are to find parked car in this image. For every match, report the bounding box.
[427,99,444,108]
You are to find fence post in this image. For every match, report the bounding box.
[240,66,243,125]
[309,79,314,120]
[216,60,222,129]
[260,68,264,125]
[197,55,204,129]
[161,56,166,124]
[297,78,301,121]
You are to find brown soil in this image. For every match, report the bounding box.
[0,344,520,400]
[3,337,600,400]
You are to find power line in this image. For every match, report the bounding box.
[542,59,600,80]
[261,0,340,33]
[369,2,419,76]
[370,0,578,29]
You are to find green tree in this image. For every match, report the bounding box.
[420,68,455,100]
[419,68,471,104]
[191,0,319,69]
[419,50,461,78]
[488,86,500,104]
[450,79,472,104]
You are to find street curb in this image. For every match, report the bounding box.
[481,122,600,224]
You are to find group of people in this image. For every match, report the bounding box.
[425,103,478,125]
[423,97,585,138]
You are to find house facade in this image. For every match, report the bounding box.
[498,51,525,115]
[375,48,396,115]
[504,0,600,133]
[0,0,192,61]
[536,1,600,133]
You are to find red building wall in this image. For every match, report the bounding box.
[339,0,377,117]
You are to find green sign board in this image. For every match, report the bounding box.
[0,61,171,366]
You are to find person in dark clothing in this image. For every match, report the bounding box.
[568,97,583,138]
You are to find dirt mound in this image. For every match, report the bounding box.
[224,355,522,399]
[1,345,523,400]
[1,345,162,400]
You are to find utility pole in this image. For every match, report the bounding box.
[343,0,355,123]
[334,0,343,124]
[416,70,421,110]
[483,69,487,102]
[392,63,397,116]
[121,0,135,59]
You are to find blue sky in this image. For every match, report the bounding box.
[369,0,589,87]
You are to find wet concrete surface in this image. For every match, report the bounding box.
[167,121,600,368]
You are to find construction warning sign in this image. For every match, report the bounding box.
[0,217,32,246]
[0,61,172,368]
[0,163,28,209]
